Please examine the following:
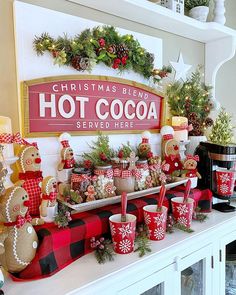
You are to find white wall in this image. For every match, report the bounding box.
[14,1,163,176]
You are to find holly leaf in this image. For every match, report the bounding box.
[107,52,117,58]
[97,51,107,60]
[90,39,99,48]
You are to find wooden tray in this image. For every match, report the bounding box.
[58,177,188,213]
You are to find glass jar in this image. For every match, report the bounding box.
[71,168,91,200]
[94,165,116,199]
[135,159,150,191]
[113,169,135,195]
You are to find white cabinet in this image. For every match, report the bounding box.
[4,210,236,295]
[118,245,213,295]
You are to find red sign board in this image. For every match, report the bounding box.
[22,76,164,137]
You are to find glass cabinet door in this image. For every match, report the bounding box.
[225,240,236,295]
[181,260,204,295]
[219,230,236,295]
[140,283,163,295]
[178,245,212,295]
[118,264,175,295]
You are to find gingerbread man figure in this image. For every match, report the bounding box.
[85,185,97,202]
[16,143,43,216]
[160,126,183,175]
[127,151,138,171]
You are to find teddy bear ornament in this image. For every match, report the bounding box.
[0,186,38,273]
[182,155,202,188]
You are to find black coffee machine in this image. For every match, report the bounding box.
[195,141,236,212]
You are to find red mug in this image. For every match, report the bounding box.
[171,197,194,228]
[143,205,168,241]
[216,169,236,196]
[109,213,136,254]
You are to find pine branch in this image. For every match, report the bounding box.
[174,223,194,233]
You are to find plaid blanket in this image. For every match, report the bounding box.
[11,186,212,281]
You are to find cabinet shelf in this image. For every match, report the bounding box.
[67,0,236,43]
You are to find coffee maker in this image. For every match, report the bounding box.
[195,141,236,212]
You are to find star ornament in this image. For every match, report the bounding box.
[170,52,192,81]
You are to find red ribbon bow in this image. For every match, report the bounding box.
[0,132,38,148]
[186,154,199,161]
[173,123,193,132]
[94,169,113,179]
[4,212,32,228]
[42,192,57,202]
[113,168,142,180]
[149,163,161,172]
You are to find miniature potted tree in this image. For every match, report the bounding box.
[185,0,210,22]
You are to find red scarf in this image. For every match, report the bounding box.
[19,171,43,180]
[42,192,57,202]
[4,212,32,228]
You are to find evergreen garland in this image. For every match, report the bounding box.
[185,0,210,10]
[33,26,171,81]
[166,67,213,136]
[209,108,235,145]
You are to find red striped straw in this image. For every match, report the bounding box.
[184,179,191,203]
[157,184,166,211]
[121,192,127,222]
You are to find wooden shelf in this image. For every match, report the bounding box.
[67,0,236,43]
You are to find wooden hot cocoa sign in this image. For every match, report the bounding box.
[22,76,164,137]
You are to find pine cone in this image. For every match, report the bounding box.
[107,44,117,54]
[116,43,129,59]
[205,117,214,127]
[188,112,198,123]
[190,120,202,136]
[79,57,90,71]
[146,52,154,64]
[71,55,81,70]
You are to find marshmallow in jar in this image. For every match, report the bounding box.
[172,116,188,142]
[0,116,14,158]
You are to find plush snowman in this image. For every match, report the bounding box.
[40,176,58,223]
[57,133,75,183]
[16,144,43,216]
[0,186,38,273]
[160,126,183,175]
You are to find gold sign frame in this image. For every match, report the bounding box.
[21,75,167,138]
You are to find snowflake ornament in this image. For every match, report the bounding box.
[144,212,151,225]
[177,204,189,216]
[154,227,165,240]
[118,224,133,239]
[177,217,188,227]
[119,239,132,253]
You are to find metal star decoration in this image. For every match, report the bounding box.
[170,52,192,81]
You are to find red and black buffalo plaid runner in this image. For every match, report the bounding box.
[11,186,212,281]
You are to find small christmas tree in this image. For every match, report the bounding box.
[209,108,235,145]
[166,67,213,136]
[82,132,114,166]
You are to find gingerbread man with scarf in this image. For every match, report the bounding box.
[16,142,43,216]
